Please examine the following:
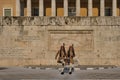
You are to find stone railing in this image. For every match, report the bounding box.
[0,16,120,26]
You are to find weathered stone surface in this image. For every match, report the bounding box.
[1,17,120,26]
[0,17,120,66]
[0,26,3,35]
[12,17,21,26]
[90,17,118,26]
[113,17,120,25]
[21,17,41,26]
[2,17,12,26]
[0,17,2,26]
[49,30,93,51]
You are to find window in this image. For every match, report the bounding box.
[32,7,39,16]
[105,7,112,16]
[68,7,76,16]
[3,8,12,16]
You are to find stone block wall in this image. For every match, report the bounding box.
[0,16,120,66]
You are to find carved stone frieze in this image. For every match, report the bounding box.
[1,16,120,26]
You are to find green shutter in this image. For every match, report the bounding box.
[4,9,11,16]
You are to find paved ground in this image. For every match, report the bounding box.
[0,67,120,80]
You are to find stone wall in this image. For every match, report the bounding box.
[0,16,120,66]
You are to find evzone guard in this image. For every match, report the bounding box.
[55,43,75,74]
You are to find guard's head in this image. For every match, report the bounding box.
[72,44,74,47]
[63,43,65,46]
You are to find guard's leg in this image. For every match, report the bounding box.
[69,63,74,74]
[61,65,66,75]
[60,59,65,75]
[61,68,64,75]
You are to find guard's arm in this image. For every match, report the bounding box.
[55,51,59,60]
[73,48,75,57]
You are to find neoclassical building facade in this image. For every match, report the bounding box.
[0,0,120,16]
[0,0,120,66]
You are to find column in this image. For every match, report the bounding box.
[100,0,105,16]
[76,0,80,16]
[52,0,56,16]
[112,0,117,16]
[64,0,68,16]
[27,0,31,16]
[88,0,92,16]
[39,0,44,16]
[16,0,21,16]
